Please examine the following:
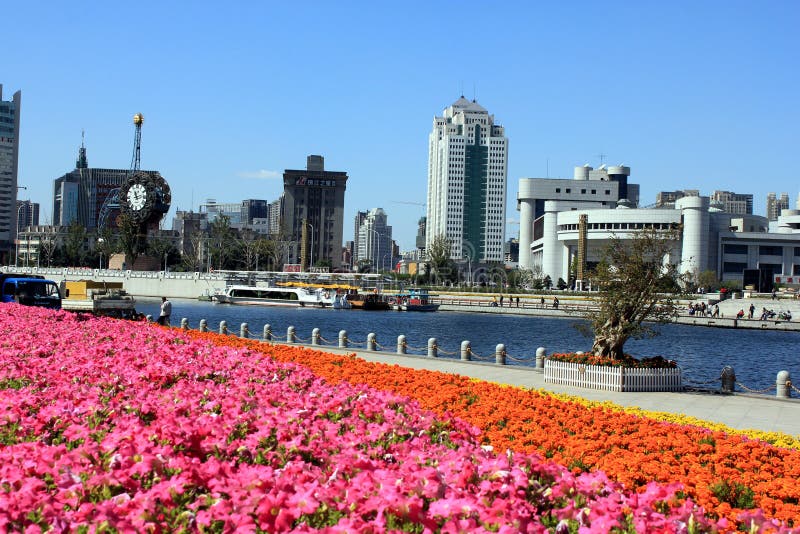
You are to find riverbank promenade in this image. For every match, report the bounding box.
[282,342,800,437]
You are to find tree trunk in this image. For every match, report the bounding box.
[591,323,629,359]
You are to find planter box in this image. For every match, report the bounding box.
[544,360,682,392]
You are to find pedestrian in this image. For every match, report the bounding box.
[553,296,559,309]
[713,304,719,317]
[158,296,172,326]
[540,296,545,307]
[516,296,520,307]
[748,303,755,319]
[772,289,777,300]
[499,295,504,307]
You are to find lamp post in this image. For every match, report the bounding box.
[15,203,25,268]
[97,238,104,270]
[308,222,315,270]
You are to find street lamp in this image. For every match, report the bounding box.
[307,221,315,270]
[97,238,104,270]
[15,203,25,268]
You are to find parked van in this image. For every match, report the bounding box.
[1,276,62,310]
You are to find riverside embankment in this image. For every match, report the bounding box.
[7,266,800,330]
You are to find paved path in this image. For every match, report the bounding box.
[287,343,800,437]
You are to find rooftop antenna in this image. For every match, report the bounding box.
[596,152,607,166]
[459,81,464,97]
[473,83,476,101]
[546,157,550,178]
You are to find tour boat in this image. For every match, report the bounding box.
[389,288,440,312]
[213,285,335,307]
[346,291,391,311]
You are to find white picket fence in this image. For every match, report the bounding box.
[544,360,683,392]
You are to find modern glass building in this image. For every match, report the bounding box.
[0,85,21,262]
[426,97,508,263]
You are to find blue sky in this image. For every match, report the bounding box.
[5,1,798,249]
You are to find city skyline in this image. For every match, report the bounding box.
[4,2,798,250]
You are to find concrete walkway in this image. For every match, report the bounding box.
[285,343,800,437]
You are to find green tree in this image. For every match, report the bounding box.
[209,215,235,270]
[583,227,684,359]
[427,234,453,284]
[147,235,177,271]
[64,222,88,267]
[117,214,145,267]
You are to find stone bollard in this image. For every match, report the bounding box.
[397,335,407,355]
[199,319,208,332]
[181,318,189,330]
[427,338,438,358]
[721,366,736,393]
[461,341,471,361]
[287,326,296,343]
[263,324,272,341]
[146,314,153,322]
[367,333,377,351]
[777,370,792,398]
[495,344,506,365]
[219,321,228,335]
[240,323,248,338]
[535,347,547,370]
[312,328,320,345]
[338,330,348,348]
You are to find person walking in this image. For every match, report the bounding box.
[158,297,172,326]
[748,303,755,319]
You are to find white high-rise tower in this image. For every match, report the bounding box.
[426,97,508,263]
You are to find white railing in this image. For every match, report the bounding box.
[544,360,682,392]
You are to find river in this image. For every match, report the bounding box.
[134,297,799,394]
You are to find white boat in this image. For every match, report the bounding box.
[213,285,335,307]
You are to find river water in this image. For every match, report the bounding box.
[135,298,799,394]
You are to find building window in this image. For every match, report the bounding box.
[759,246,783,257]
[794,264,800,275]
[555,188,561,193]
[795,247,800,257]
[605,190,610,195]
[591,190,596,194]
[581,189,586,194]
[565,188,571,193]
[758,263,783,274]
[723,262,747,273]
[723,244,748,255]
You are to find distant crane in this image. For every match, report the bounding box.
[392,200,426,210]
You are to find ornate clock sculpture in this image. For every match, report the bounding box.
[119,171,171,230]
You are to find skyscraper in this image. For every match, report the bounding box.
[0,85,21,262]
[766,192,789,221]
[282,155,347,269]
[710,190,753,215]
[16,200,39,232]
[426,97,508,263]
[355,208,393,271]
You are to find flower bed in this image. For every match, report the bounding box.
[187,332,800,530]
[0,306,740,532]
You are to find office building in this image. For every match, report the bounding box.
[426,96,508,263]
[199,199,243,225]
[654,190,699,208]
[355,208,393,271]
[282,155,348,269]
[517,163,640,270]
[268,195,284,236]
[519,171,800,290]
[52,140,159,230]
[16,200,39,232]
[0,85,21,262]
[241,199,268,225]
[767,192,789,221]
[351,210,368,266]
[710,190,753,215]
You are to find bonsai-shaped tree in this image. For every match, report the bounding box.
[585,227,684,359]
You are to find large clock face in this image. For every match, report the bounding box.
[127,183,147,211]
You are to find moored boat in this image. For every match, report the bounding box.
[390,288,440,312]
[347,291,391,311]
[213,285,334,307]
